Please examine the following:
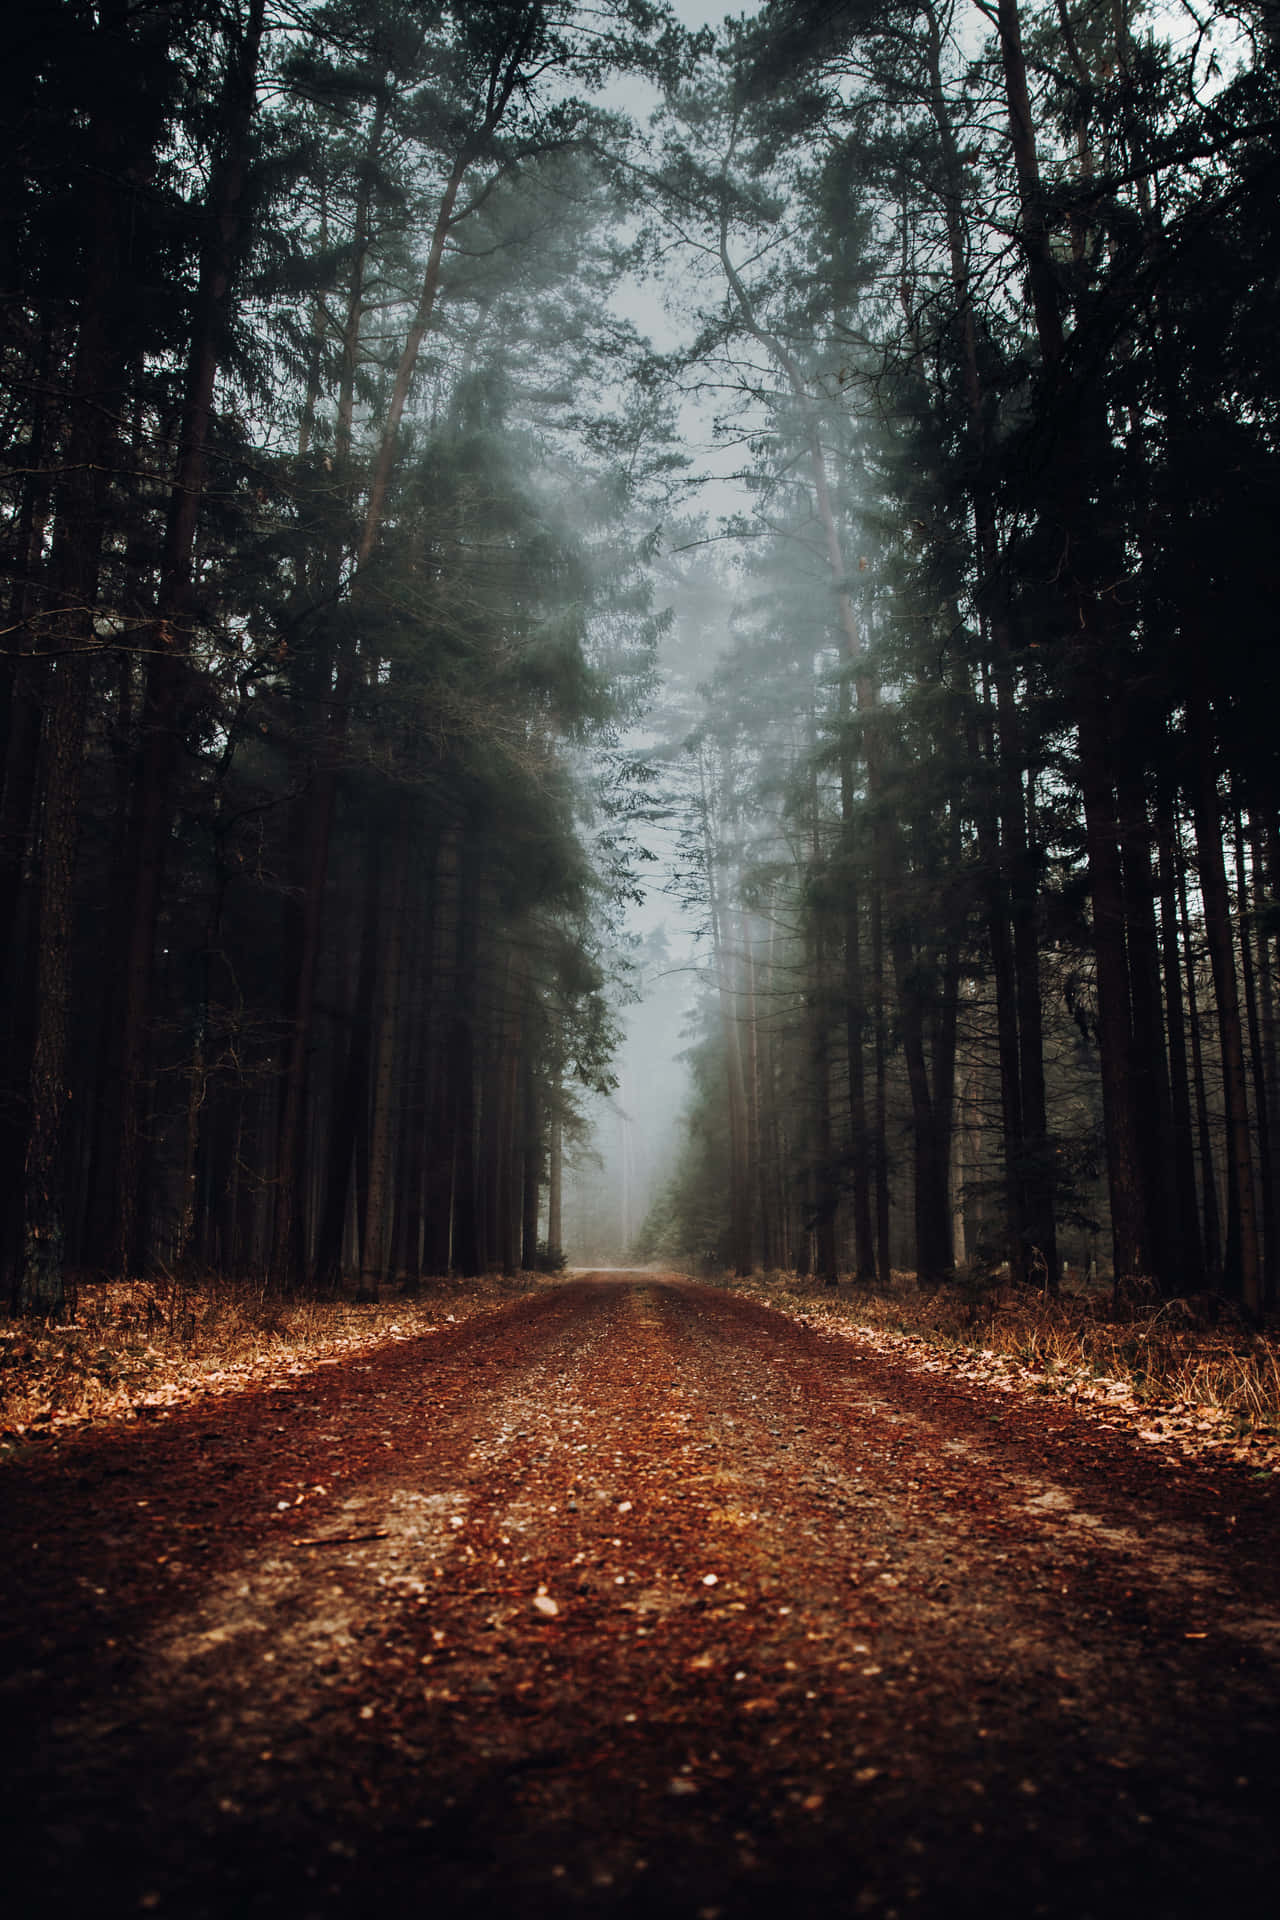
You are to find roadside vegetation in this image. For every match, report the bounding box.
[0,1272,549,1438]
[714,1270,1280,1474]
[6,1263,1279,1482]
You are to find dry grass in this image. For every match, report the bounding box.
[719,1270,1280,1447]
[0,1270,549,1436]
[9,1265,1278,1469]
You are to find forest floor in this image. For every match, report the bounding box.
[3,1272,1278,1920]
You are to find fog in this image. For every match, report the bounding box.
[5,0,1271,1307]
[555,0,1271,1296]
[561,553,740,1265]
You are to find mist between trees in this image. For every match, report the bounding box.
[2,0,1278,1319]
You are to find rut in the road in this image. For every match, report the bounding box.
[3,1275,1278,1920]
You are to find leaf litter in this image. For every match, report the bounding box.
[2,1273,1279,1919]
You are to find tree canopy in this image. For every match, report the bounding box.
[4,0,1279,1312]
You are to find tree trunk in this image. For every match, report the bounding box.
[21,653,92,1313]
[1235,804,1274,1302]
[718,202,885,1280]
[521,1060,540,1271]
[1257,819,1280,1304]
[494,963,524,1276]
[1012,770,1057,1291]
[361,797,411,1297]
[18,9,140,1307]
[871,880,892,1283]
[924,0,1053,1285]
[1116,752,1177,1287]
[1156,782,1206,1281]
[422,831,459,1275]
[353,12,540,566]
[109,0,266,1277]
[448,847,481,1276]
[719,934,752,1275]
[393,848,430,1291]
[1180,855,1223,1283]
[1189,693,1261,1311]
[0,314,55,1020]
[890,919,953,1289]
[994,0,1066,361]
[839,721,875,1280]
[1077,686,1149,1280]
[808,901,839,1286]
[698,749,752,1275]
[311,824,381,1292]
[995,0,1150,1285]
[548,1102,563,1258]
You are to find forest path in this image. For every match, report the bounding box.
[3,1274,1278,1919]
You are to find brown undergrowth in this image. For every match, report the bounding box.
[0,1270,549,1438]
[714,1269,1280,1474]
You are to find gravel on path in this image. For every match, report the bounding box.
[2,1273,1277,1919]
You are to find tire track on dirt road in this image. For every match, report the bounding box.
[3,1273,1277,1919]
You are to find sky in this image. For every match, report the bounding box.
[670,0,742,25]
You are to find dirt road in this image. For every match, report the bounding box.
[3,1274,1278,1918]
